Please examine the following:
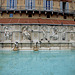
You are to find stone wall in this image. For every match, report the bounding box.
[0,24,75,50]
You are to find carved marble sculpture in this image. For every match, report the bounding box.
[41,26,47,40]
[4,26,12,40]
[61,27,67,40]
[22,26,31,40]
[50,26,59,40]
[70,33,74,40]
[62,32,66,40]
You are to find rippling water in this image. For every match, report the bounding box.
[0,50,75,75]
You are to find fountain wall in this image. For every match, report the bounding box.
[0,24,75,50]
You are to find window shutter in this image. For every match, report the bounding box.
[48,1,50,10]
[66,2,69,13]
[43,0,46,10]
[32,0,35,9]
[11,0,13,8]
[7,0,10,9]
[14,0,17,9]
[50,0,53,11]
[60,1,63,12]
[25,0,28,9]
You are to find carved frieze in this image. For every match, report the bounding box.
[4,26,12,40]
[40,26,48,40]
[50,26,59,40]
[22,26,31,40]
[61,26,67,40]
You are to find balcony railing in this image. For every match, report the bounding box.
[0,6,74,14]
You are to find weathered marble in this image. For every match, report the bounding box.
[0,24,75,50]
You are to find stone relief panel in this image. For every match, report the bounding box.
[32,32,39,43]
[4,26,12,40]
[0,25,75,43]
[69,26,74,32]
[33,25,39,30]
[50,26,59,40]
[15,25,20,30]
[60,26,68,41]
[40,26,48,41]
[22,26,31,40]
[70,33,75,41]
[15,32,20,42]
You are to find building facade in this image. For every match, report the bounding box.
[0,0,75,20]
[0,0,75,50]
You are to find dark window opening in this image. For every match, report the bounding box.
[9,14,13,17]
[47,15,50,18]
[63,2,66,12]
[39,14,40,17]
[28,14,32,17]
[64,15,67,19]
[74,19,75,21]
[57,15,58,18]
[20,14,22,16]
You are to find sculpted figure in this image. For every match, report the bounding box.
[22,26,31,40]
[50,26,59,40]
[5,31,10,40]
[61,27,67,40]
[70,33,74,40]
[41,26,47,40]
[4,26,12,40]
[62,32,66,40]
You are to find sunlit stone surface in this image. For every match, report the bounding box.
[0,25,75,50]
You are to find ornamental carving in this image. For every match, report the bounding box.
[61,27,67,40]
[50,26,59,40]
[22,26,31,40]
[70,33,74,40]
[41,26,47,40]
[4,26,12,40]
